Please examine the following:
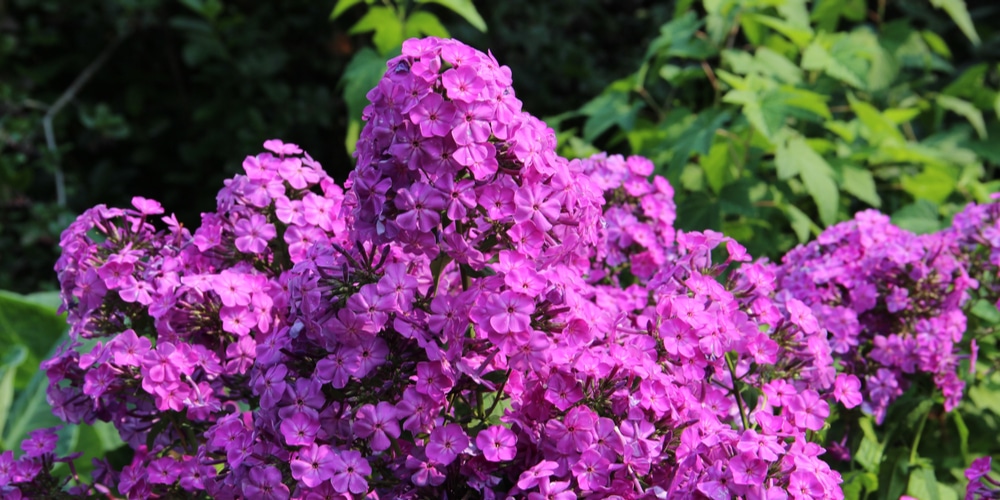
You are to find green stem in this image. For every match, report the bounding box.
[725,352,750,430]
[909,409,930,464]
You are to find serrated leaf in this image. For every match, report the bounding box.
[938,95,987,139]
[848,94,906,145]
[930,0,980,46]
[348,6,403,55]
[330,0,365,20]
[404,11,449,39]
[841,163,881,207]
[580,90,642,143]
[776,136,839,225]
[756,47,802,84]
[416,0,487,32]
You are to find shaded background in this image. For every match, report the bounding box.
[2,0,998,293]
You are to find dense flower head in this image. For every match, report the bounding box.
[29,36,1000,499]
[775,210,976,421]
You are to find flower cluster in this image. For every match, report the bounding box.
[24,36,1000,499]
[774,210,976,422]
[966,457,1000,499]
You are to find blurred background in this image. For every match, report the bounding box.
[2,0,998,294]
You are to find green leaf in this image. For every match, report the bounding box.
[970,299,1000,323]
[403,11,450,39]
[776,135,839,226]
[675,192,721,232]
[702,139,734,194]
[348,6,403,55]
[937,95,987,139]
[0,290,67,360]
[746,14,813,48]
[929,0,981,45]
[664,109,732,176]
[0,346,27,448]
[340,47,393,153]
[840,163,881,207]
[855,416,885,473]
[907,460,942,500]
[891,200,942,234]
[901,164,958,204]
[580,90,641,143]
[416,0,487,32]
[2,340,64,450]
[848,94,906,145]
[330,0,365,20]
[952,411,970,463]
[782,204,818,243]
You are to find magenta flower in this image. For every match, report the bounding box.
[234,213,276,254]
[787,390,830,431]
[485,290,534,334]
[330,450,371,495]
[244,465,290,500]
[290,443,336,488]
[354,402,400,452]
[832,374,862,409]
[20,428,58,457]
[426,424,469,466]
[476,426,517,462]
[729,452,767,486]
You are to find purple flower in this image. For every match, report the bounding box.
[290,443,336,488]
[476,426,517,462]
[329,450,371,495]
[426,424,469,466]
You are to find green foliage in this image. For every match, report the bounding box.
[554,0,1000,260]
[330,0,488,153]
[0,290,124,482]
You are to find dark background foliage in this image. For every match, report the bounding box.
[0,0,669,293]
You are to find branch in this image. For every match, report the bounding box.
[43,31,127,206]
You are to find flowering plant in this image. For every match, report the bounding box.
[2,37,999,500]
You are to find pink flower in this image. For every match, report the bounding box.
[476,426,517,462]
[290,443,336,488]
[425,424,468,465]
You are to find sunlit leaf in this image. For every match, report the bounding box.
[416,0,487,32]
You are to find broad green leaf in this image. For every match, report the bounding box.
[701,139,733,194]
[2,338,65,450]
[580,90,641,143]
[0,290,67,359]
[840,163,881,207]
[348,6,403,55]
[784,204,818,242]
[416,0,487,32]
[755,47,802,84]
[892,200,943,234]
[883,107,921,125]
[921,31,952,58]
[901,164,958,203]
[848,94,906,145]
[0,346,27,448]
[329,0,365,20]
[747,14,813,48]
[930,0,981,45]
[664,109,731,175]
[776,136,839,226]
[907,460,942,500]
[340,47,394,153]
[404,11,449,39]
[645,12,712,60]
[855,416,885,473]
[841,470,879,500]
[937,95,987,139]
[952,411,970,462]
